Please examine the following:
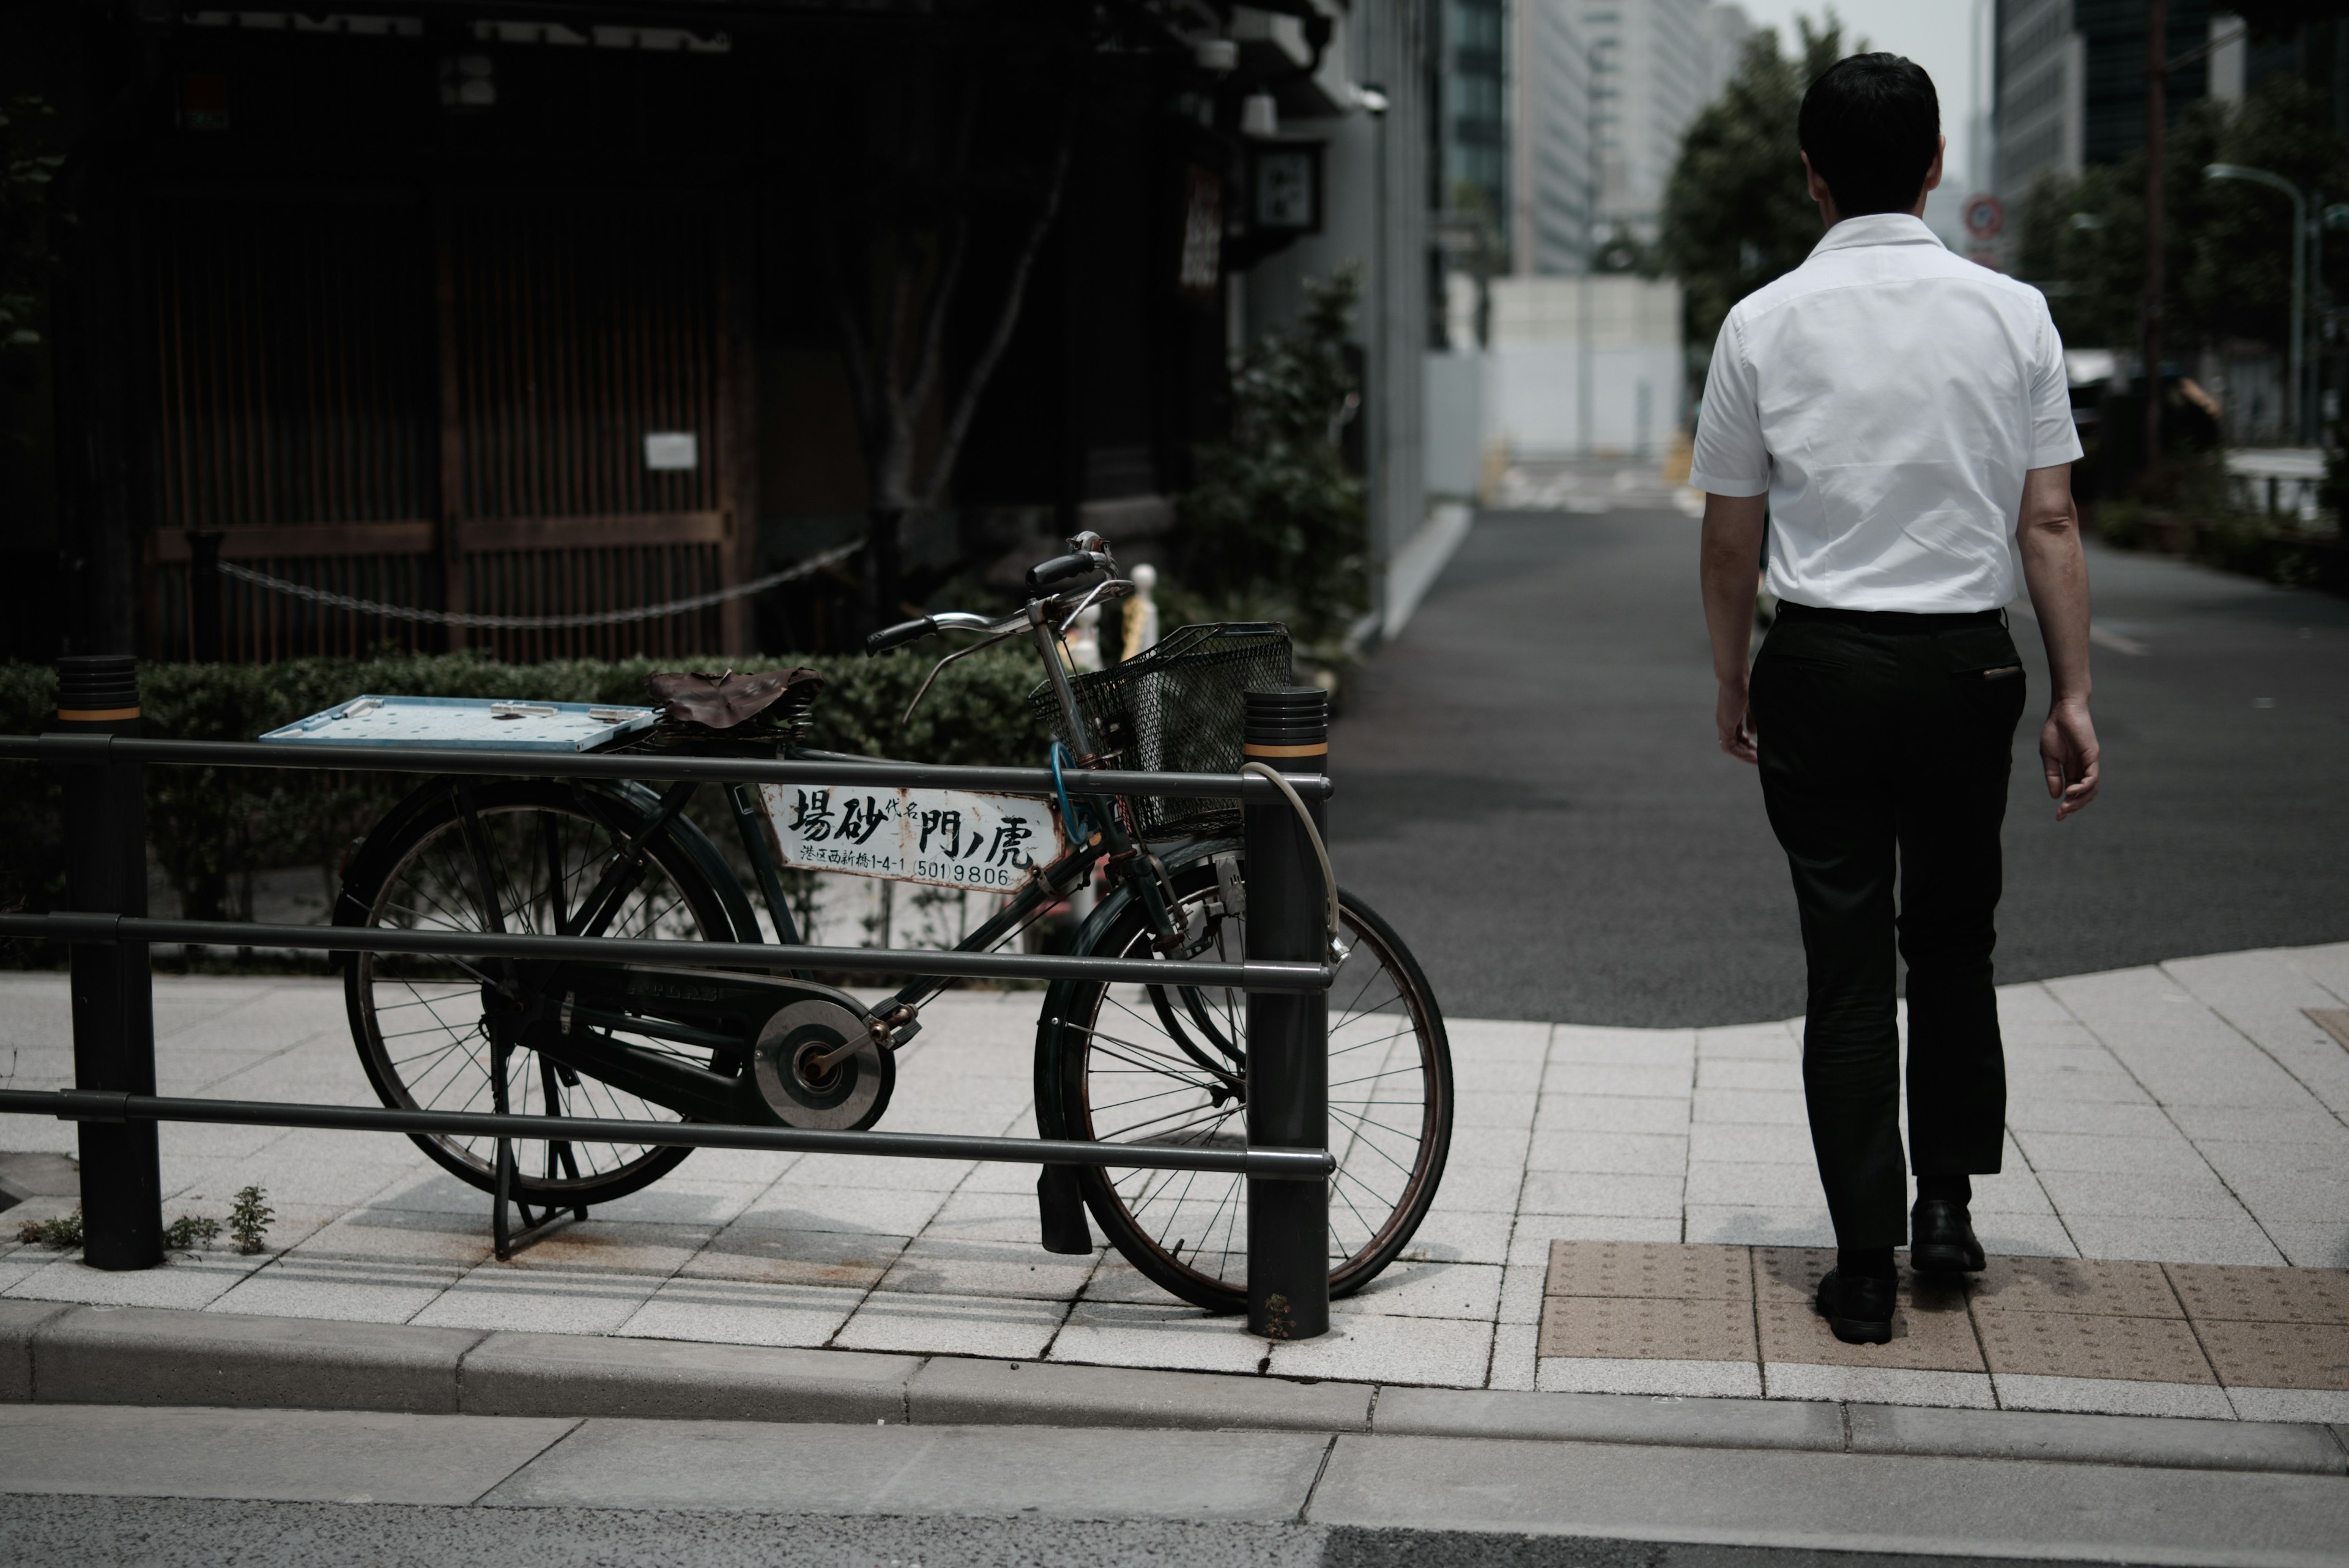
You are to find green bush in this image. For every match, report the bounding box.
[0,648,1051,951]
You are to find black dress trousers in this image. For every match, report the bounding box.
[1748,603,2029,1250]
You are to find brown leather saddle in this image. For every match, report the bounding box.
[645,667,825,735]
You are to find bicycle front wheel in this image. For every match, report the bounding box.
[1037,842,1452,1312]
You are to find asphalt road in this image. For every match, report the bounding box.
[1329,507,2349,1028]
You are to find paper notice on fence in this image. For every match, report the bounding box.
[758,784,1069,891]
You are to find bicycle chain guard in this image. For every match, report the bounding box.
[752,997,895,1131]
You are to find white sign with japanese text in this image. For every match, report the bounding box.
[758,784,1068,891]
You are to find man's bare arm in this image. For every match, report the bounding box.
[1700,491,1770,764]
[2016,463,2099,820]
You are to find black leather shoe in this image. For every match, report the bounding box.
[1814,1268,1895,1345]
[1909,1198,1987,1276]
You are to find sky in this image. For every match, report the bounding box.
[1727,1,1992,196]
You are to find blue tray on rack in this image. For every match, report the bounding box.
[258,695,661,752]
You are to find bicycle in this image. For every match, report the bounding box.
[330,532,1453,1312]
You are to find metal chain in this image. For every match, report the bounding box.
[213,541,864,631]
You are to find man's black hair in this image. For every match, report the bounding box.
[1797,53,1940,217]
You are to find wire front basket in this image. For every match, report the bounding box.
[1028,622,1294,837]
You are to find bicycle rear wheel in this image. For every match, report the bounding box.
[338,778,747,1208]
[1036,841,1452,1312]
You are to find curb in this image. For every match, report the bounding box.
[4,1300,2343,1477]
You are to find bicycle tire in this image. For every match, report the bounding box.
[1035,838,1453,1313]
[338,777,750,1208]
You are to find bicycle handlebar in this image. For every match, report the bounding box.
[865,616,939,656]
[1026,551,1103,595]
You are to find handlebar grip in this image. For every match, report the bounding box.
[1025,552,1098,595]
[864,616,939,656]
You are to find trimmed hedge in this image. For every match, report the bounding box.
[0,650,1052,935]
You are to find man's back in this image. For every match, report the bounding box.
[1691,212,2078,613]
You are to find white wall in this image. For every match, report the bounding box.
[1433,272,1685,461]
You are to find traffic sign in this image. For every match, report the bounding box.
[1964,194,2005,241]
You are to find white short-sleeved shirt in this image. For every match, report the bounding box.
[1688,212,2084,612]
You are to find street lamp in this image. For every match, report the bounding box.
[2206,162,2309,445]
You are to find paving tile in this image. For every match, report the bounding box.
[1449,1056,1545,1095]
[1764,1364,1995,1409]
[1396,1209,1515,1265]
[2167,1105,2349,1144]
[616,1276,858,1349]
[1973,1308,2217,1384]
[1419,1161,1524,1213]
[1684,1161,1824,1209]
[1522,1131,1687,1175]
[1448,1018,1554,1057]
[2193,1318,2349,1391]
[681,1227,906,1290]
[2225,1387,2349,1423]
[1497,1262,1548,1325]
[1534,1354,1762,1398]
[1693,1021,1800,1056]
[1536,1296,1755,1362]
[1487,1321,1538,1390]
[2166,1264,2349,1325]
[2060,1216,2286,1267]
[1687,1122,1814,1165]
[1516,1172,1683,1219]
[1513,1214,1682,1246]
[1969,1256,2183,1318]
[870,1237,1096,1301]
[484,1221,714,1279]
[1532,1095,1690,1135]
[206,1257,462,1323]
[1543,1239,1751,1301]
[408,1265,659,1335]
[2004,1100,2180,1138]
[1694,1059,1803,1091]
[4,1252,255,1311]
[1441,1126,1533,1169]
[733,1183,952,1238]
[2004,1071,2154,1107]
[291,1206,495,1269]
[1546,1025,1693,1066]
[1334,1258,1502,1321]
[2265,1225,2349,1269]
[1047,1300,1269,1377]
[1682,1206,1836,1248]
[2011,1132,2216,1176]
[1270,1312,1493,1386]
[1452,1091,1540,1129]
[784,1154,975,1192]
[1691,1088,1809,1125]
[2035,1169,2252,1220]
[834,1290,1064,1360]
[1991,1374,2237,1420]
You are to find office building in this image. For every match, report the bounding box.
[1512,0,1595,273]
[1578,0,1740,245]
[1994,0,2215,220]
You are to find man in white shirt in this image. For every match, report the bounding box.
[1691,53,2100,1345]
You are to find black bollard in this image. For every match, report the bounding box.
[1242,685,1331,1340]
[54,654,162,1270]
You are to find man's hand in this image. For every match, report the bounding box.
[2016,464,2099,822]
[1700,491,1770,764]
[2040,697,2099,820]
[1716,678,1758,764]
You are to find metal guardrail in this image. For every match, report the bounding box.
[1,662,1338,1340]
[0,1090,1334,1180]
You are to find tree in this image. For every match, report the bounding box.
[1174,267,1366,643]
[2014,73,2349,358]
[1658,16,1854,358]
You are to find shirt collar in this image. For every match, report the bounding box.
[1808,212,1945,259]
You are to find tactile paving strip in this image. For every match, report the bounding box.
[2303,1008,2349,1052]
[1756,1265,1984,1371]
[1970,1256,2183,1318]
[1973,1307,2217,1383]
[2191,1320,2349,1391]
[2166,1264,2349,1325]
[1537,1296,1757,1362]
[1545,1239,1751,1301]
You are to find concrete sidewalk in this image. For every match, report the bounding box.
[2,1399,2347,1568]
[1,943,2346,1423]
